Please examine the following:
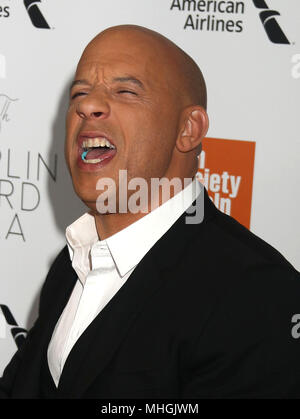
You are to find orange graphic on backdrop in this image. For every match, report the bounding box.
[197,138,256,229]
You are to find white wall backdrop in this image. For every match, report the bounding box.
[1,0,299,375]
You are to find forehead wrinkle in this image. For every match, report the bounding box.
[76,60,111,89]
[78,56,153,93]
[77,27,206,107]
[82,36,163,81]
[84,25,206,103]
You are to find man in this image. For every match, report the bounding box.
[1,25,300,399]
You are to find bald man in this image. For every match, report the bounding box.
[1,25,300,399]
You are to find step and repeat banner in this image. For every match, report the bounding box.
[0,0,299,374]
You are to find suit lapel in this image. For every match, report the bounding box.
[13,248,77,397]
[57,185,218,397]
[57,250,164,397]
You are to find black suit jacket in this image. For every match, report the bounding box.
[1,186,300,398]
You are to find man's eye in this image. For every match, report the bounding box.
[71,92,87,100]
[117,90,137,95]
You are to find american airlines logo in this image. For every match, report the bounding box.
[24,0,50,29]
[252,0,289,44]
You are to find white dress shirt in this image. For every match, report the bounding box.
[47,177,202,387]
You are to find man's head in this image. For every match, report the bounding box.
[65,25,208,213]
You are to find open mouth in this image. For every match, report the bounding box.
[80,137,116,164]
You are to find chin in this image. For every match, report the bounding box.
[84,203,99,214]
[79,197,98,212]
[71,183,96,204]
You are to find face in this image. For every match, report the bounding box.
[65,30,181,213]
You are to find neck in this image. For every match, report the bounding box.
[93,210,147,240]
[91,174,195,240]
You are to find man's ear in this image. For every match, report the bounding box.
[176,106,209,153]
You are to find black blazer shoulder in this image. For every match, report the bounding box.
[41,185,299,306]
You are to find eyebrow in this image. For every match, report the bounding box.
[112,76,145,90]
[69,79,90,92]
[69,76,145,92]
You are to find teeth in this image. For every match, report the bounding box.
[82,137,115,149]
[83,158,102,164]
[105,139,112,147]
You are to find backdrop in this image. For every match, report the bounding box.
[1,0,299,375]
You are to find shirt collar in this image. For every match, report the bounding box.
[66,213,98,259]
[107,177,201,276]
[66,177,202,279]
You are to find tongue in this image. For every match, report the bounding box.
[85,148,110,159]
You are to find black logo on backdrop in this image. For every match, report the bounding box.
[24,0,50,29]
[253,0,289,44]
[0,304,27,348]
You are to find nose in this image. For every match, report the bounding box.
[76,90,110,120]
